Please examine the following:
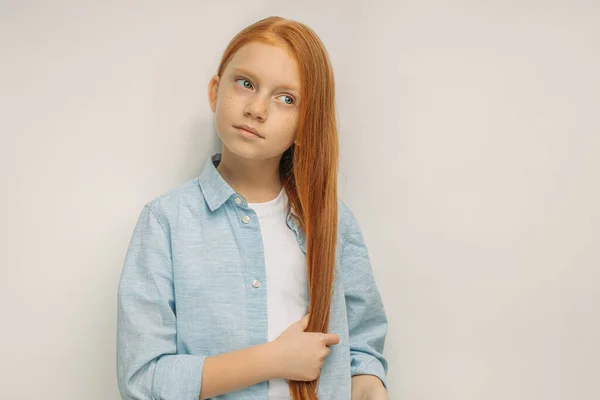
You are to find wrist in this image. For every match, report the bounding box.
[352,374,385,390]
[264,340,286,380]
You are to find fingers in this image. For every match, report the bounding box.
[297,316,339,346]
[298,314,310,330]
[321,333,340,346]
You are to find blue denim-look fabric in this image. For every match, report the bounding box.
[116,152,388,399]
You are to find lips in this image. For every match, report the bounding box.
[234,125,262,138]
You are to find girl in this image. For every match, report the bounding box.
[117,16,388,400]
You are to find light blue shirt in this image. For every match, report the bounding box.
[116,152,388,399]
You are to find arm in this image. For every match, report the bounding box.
[351,375,388,400]
[117,204,205,399]
[117,205,284,399]
[199,342,281,399]
[341,210,389,391]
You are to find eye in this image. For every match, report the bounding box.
[235,78,253,90]
[277,94,295,105]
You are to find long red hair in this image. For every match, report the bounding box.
[214,16,339,399]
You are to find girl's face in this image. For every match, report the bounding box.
[208,41,301,161]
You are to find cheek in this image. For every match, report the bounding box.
[216,89,242,117]
[283,112,299,136]
[266,111,298,147]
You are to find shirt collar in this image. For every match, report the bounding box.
[197,152,237,212]
[197,152,299,217]
[198,152,306,252]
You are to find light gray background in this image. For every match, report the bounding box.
[2,1,599,399]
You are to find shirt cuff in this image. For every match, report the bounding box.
[351,356,388,390]
[152,354,207,399]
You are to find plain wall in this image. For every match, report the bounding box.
[2,1,599,398]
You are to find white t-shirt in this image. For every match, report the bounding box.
[247,187,309,400]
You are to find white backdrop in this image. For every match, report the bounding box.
[2,1,599,399]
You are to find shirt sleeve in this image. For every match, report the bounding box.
[117,204,206,400]
[341,211,389,389]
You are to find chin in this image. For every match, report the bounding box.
[220,138,263,159]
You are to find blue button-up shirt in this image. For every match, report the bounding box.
[116,152,388,399]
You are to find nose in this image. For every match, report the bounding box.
[243,94,267,121]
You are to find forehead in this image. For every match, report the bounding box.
[226,41,301,92]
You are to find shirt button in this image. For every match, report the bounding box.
[252,279,261,288]
[235,197,242,205]
[242,215,250,224]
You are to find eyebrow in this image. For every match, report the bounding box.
[230,66,300,94]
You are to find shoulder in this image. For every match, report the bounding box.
[338,198,361,244]
[337,199,372,276]
[146,176,201,212]
[141,176,205,234]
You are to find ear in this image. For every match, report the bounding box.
[207,74,220,113]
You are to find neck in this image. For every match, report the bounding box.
[216,145,283,203]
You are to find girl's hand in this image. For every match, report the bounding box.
[271,314,340,381]
[351,375,388,400]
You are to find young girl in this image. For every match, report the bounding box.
[117,16,388,400]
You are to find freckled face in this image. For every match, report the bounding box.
[208,41,302,160]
